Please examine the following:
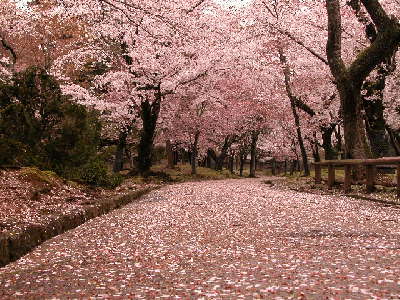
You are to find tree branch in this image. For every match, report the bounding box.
[348,17,400,86]
[360,0,393,31]
[326,0,347,81]
[271,25,329,65]
[185,0,206,13]
[0,36,17,66]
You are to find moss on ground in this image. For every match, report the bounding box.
[19,167,59,186]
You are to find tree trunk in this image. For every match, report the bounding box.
[249,131,259,178]
[215,136,234,171]
[278,47,310,176]
[322,125,336,160]
[138,93,161,175]
[239,154,245,177]
[166,140,175,168]
[271,158,276,175]
[386,126,400,156]
[284,159,287,175]
[191,131,200,175]
[229,155,234,174]
[362,71,391,158]
[113,130,127,173]
[364,97,388,157]
[290,159,296,175]
[326,0,400,159]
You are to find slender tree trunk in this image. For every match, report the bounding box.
[113,130,127,173]
[290,159,296,175]
[284,159,287,175]
[271,158,276,175]
[229,155,234,174]
[166,140,175,168]
[191,131,200,175]
[249,131,259,178]
[278,48,310,176]
[239,154,245,177]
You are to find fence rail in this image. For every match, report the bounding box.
[313,157,400,196]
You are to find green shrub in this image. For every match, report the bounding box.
[79,159,108,186]
[0,66,102,176]
[107,173,124,188]
[79,158,123,188]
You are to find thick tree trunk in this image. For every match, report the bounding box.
[341,89,372,159]
[362,68,392,158]
[113,130,128,173]
[326,0,400,159]
[138,93,161,175]
[364,98,388,158]
[386,126,400,156]
[207,149,217,169]
[191,131,200,175]
[215,136,234,171]
[322,125,336,160]
[249,131,259,178]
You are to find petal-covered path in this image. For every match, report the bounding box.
[1,178,400,299]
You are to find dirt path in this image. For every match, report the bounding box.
[1,178,399,299]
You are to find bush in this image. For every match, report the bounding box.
[79,159,123,188]
[0,67,101,175]
[79,159,108,186]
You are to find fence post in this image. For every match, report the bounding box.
[397,165,400,198]
[314,164,321,184]
[328,164,335,189]
[344,165,352,193]
[366,164,375,193]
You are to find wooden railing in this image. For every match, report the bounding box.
[313,157,400,196]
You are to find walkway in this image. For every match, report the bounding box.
[1,179,399,299]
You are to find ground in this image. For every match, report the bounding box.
[1,178,399,299]
[0,167,155,235]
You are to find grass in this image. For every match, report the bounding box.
[19,167,59,185]
[152,163,241,182]
[127,163,243,185]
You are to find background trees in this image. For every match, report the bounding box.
[0,0,399,179]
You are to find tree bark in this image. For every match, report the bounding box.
[113,130,128,173]
[322,124,336,160]
[239,154,245,177]
[326,0,400,159]
[191,131,200,175]
[137,90,161,175]
[229,155,234,174]
[215,136,235,171]
[249,131,259,178]
[386,126,400,156]
[166,140,175,168]
[278,47,310,176]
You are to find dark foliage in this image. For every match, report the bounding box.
[0,67,112,186]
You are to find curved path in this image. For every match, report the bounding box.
[1,178,400,299]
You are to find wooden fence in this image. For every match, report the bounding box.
[313,157,400,196]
